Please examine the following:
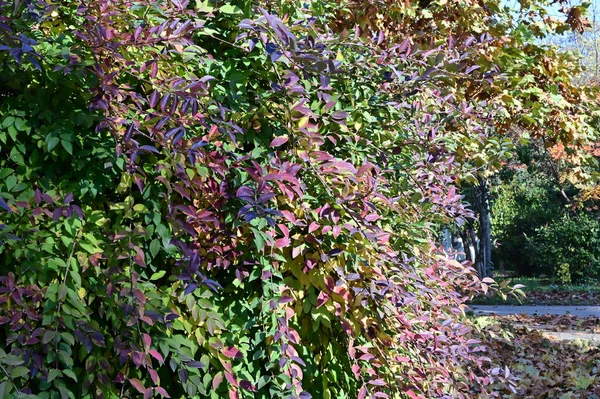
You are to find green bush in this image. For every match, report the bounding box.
[491,169,564,275]
[527,214,600,283]
[492,168,600,282]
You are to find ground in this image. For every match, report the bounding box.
[470,276,600,305]
[471,285,600,398]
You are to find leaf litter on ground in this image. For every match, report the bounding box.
[473,314,600,398]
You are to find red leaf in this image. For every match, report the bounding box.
[358,386,367,399]
[285,306,294,321]
[133,247,146,268]
[154,387,171,398]
[129,378,145,394]
[270,135,289,147]
[308,222,320,233]
[225,371,239,387]
[292,246,302,258]
[149,350,164,364]
[316,291,329,308]
[212,372,224,390]
[149,369,160,385]
[324,276,335,291]
[213,371,223,391]
[403,389,421,399]
[222,346,243,360]
[143,333,151,350]
[275,237,291,247]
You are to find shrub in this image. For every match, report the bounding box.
[0,1,497,398]
[491,169,565,276]
[527,214,600,284]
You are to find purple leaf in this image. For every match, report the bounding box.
[139,145,159,153]
[331,111,348,120]
[240,380,257,392]
[239,19,254,29]
[465,65,480,74]
[0,195,11,213]
[149,91,160,108]
[187,360,205,368]
[328,248,343,257]
[184,283,197,295]
[52,208,62,222]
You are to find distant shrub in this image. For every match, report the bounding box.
[491,169,564,275]
[527,214,600,284]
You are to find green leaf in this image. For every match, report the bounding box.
[1,116,15,128]
[47,136,60,151]
[69,270,82,287]
[7,125,17,141]
[0,381,13,399]
[196,0,214,12]
[133,203,148,213]
[251,228,264,252]
[149,238,161,258]
[61,332,75,346]
[61,140,73,155]
[14,118,26,131]
[58,283,68,301]
[219,4,242,14]
[42,330,56,344]
[10,366,29,379]
[2,355,24,366]
[63,369,78,382]
[47,369,61,383]
[78,241,97,254]
[150,270,166,280]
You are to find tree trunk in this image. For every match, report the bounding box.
[468,226,478,264]
[477,177,492,278]
[459,229,472,263]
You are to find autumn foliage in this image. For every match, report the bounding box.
[0,1,597,399]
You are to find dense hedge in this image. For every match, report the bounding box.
[0,1,500,398]
[0,1,597,399]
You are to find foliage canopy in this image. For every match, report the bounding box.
[0,1,597,399]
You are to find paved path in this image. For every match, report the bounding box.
[470,305,600,317]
